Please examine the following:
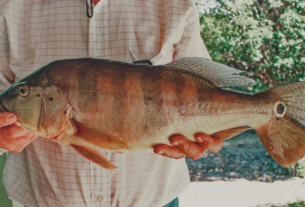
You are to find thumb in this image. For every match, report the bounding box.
[0,113,17,127]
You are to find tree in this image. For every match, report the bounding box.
[199,0,305,93]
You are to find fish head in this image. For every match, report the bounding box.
[0,81,45,135]
[0,71,71,139]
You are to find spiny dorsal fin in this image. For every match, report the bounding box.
[165,57,256,88]
[210,126,252,140]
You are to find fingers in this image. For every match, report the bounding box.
[0,125,30,139]
[0,113,37,153]
[2,133,37,153]
[0,112,17,127]
[154,133,223,160]
[154,144,186,159]
[200,134,222,153]
[0,114,38,152]
[169,135,207,160]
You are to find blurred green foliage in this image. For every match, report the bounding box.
[289,201,305,207]
[199,0,305,93]
[297,159,305,178]
[0,153,12,207]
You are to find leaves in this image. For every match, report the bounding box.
[199,0,305,93]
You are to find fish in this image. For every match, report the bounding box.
[1,57,305,169]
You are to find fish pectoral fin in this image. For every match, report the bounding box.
[71,145,117,169]
[210,126,252,140]
[71,119,130,150]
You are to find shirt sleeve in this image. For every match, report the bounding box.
[0,15,15,92]
[173,3,211,60]
[0,15,14,155]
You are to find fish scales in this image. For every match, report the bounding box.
[40,60,271,146]
[44,60,265,148]
[2,57,305,168]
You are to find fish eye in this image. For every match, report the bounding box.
[19,85,29,97]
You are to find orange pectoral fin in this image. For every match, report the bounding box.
[71,119,130,150]
[210,126,252,140]
[71,145,117,169]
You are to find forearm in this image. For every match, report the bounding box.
[173,5,211,60]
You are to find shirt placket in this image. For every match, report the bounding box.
[88,0,108,59]
[90,156,110,207]
[88,2,110,206]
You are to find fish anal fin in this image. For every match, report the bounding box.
[210,126,252,140]
[116,151,124,154]
[71,145,117,169]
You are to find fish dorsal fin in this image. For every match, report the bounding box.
[165,57,256,88]
[210,126,252,140]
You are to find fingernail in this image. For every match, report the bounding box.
[7,115,16,123]
[196,137,203,143]
[172,141,179,146]
[158,151,164,155]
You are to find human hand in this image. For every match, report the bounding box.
[0,112,37,153]
[154,133,222,160]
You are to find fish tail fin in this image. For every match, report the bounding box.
[255,81,305,166]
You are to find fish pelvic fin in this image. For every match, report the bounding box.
[71,145,117,169]
[255,81,305,167]
[210,126,252,140]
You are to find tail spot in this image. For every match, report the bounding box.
[277,103,285,115]
[274,102,286,118]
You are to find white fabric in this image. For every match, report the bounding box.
[0,148,7,155]
[0,0,211,206]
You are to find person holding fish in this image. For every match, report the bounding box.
[0,0,222,206]
[1,0,305,207]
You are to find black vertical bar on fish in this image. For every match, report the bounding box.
[140,66,168,133]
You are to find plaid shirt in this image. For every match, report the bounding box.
[0,0,210,206]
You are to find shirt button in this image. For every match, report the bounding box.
[96,196,103,202]
[94,13,101,20]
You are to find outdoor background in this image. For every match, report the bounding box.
[184,0,305,206]
[189,0,305,179]
[0,0,305,206]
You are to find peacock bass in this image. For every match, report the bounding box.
[0,57,304,169]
